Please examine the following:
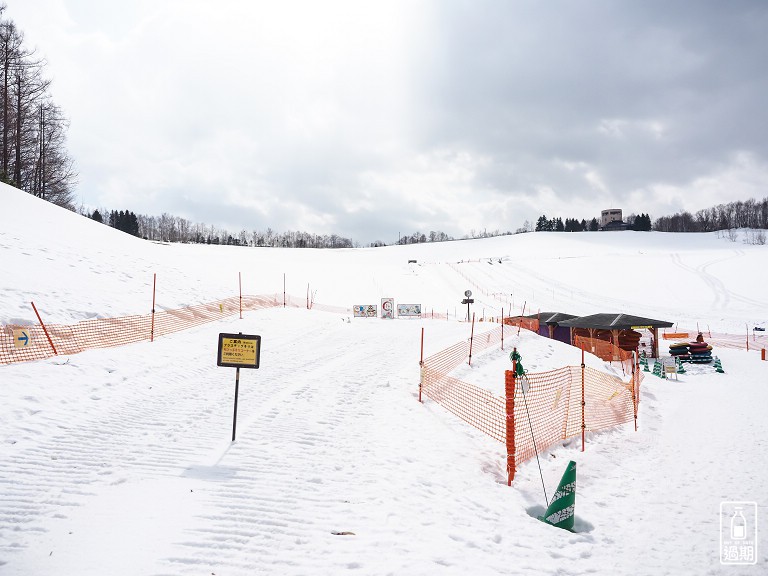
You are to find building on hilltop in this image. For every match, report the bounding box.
[600,208,628,231]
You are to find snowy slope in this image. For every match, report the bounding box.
[1,184,767,575]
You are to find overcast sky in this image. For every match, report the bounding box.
[10,0,768,244]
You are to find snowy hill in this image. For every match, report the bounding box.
[1,183,766,575]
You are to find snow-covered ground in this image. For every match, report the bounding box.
[1,185,766,575]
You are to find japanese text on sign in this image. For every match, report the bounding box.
[217,333,261,369]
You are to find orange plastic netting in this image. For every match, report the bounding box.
[421,325,641,474]
[573,335,636,375]
[1,294,354,366]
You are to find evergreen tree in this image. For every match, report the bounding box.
[535,214,551,231]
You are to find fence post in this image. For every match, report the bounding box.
[505,369,516,486]
[468,312,475,366]
[30,301,57,356]
[763,348,766,361]
[150,273,156,342]
[746,324,749,351]
[501,308,505,351]
[581,347,586,452]
[632,352,639,431]
[419,327,424,403]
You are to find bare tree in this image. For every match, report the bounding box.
[0,10,76,207]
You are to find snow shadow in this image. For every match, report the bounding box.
[182,465,239,481]
[526,504,595,534]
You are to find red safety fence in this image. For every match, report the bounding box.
[421,367,506,443]
[504,316,540,332]
[420,325,642,484]
[1,293,353,366]
[573,335,637,375]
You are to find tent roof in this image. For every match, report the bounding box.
[524,312,579,325]
[557,313,673,330]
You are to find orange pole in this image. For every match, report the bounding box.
[501,308,504,351]
[419,327,424,403]
[150,273,156,342]
[30,301,57,355]
[468,312,476,366]
[505,368,516,486]
[239,272,243,319]
[517,301,526,336]
[581,347,586,451]
[631,352,638,431]
[746,324,749,351]
[762,348,766,361]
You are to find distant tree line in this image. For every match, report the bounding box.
[83,207,356,248]
[535,215,599,232]
[653,197,768,233]
[394,229,514,245]
[0,4,76,207]
[535,212,652,232]
[82,206,499,249]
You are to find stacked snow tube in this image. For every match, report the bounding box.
[618,329,642,352]
[669,342,690,361]
[688,341,713,363]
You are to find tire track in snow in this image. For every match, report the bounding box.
[0,349,241,564]
[158,322,418,575]
[670,250,767,312]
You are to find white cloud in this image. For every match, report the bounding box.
[8,0,768,243]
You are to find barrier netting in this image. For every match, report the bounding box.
[504,317,540,332]
[573,335,636,375]
[1,294,351,366]
[421,325,642,481]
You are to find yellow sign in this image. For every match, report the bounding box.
[631,325,653,330]
[217,333,261,368]
[13,328,31,348]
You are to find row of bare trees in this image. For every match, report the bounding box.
[0,4,76,207]
[653,197,768,233]
[135,212,355,248]
[80,208,356,248]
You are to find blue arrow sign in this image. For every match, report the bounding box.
[17,331,29,346]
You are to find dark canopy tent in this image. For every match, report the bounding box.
[526,312,579,343]
[557,313,674,358]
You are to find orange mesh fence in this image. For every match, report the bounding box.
[573,335,636,375]
[504,317,540,332]
[423,340,471,376]
[512,367,577,465]
[421,367,506,443]
[1,293,334,366]
[421,329,643,479]
[513,366,638,467]
[421,324,508,375]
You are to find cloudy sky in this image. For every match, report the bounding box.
[10,0,768,244]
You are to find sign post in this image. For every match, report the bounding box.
[461,290,474,322]
[217,332,261,441]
